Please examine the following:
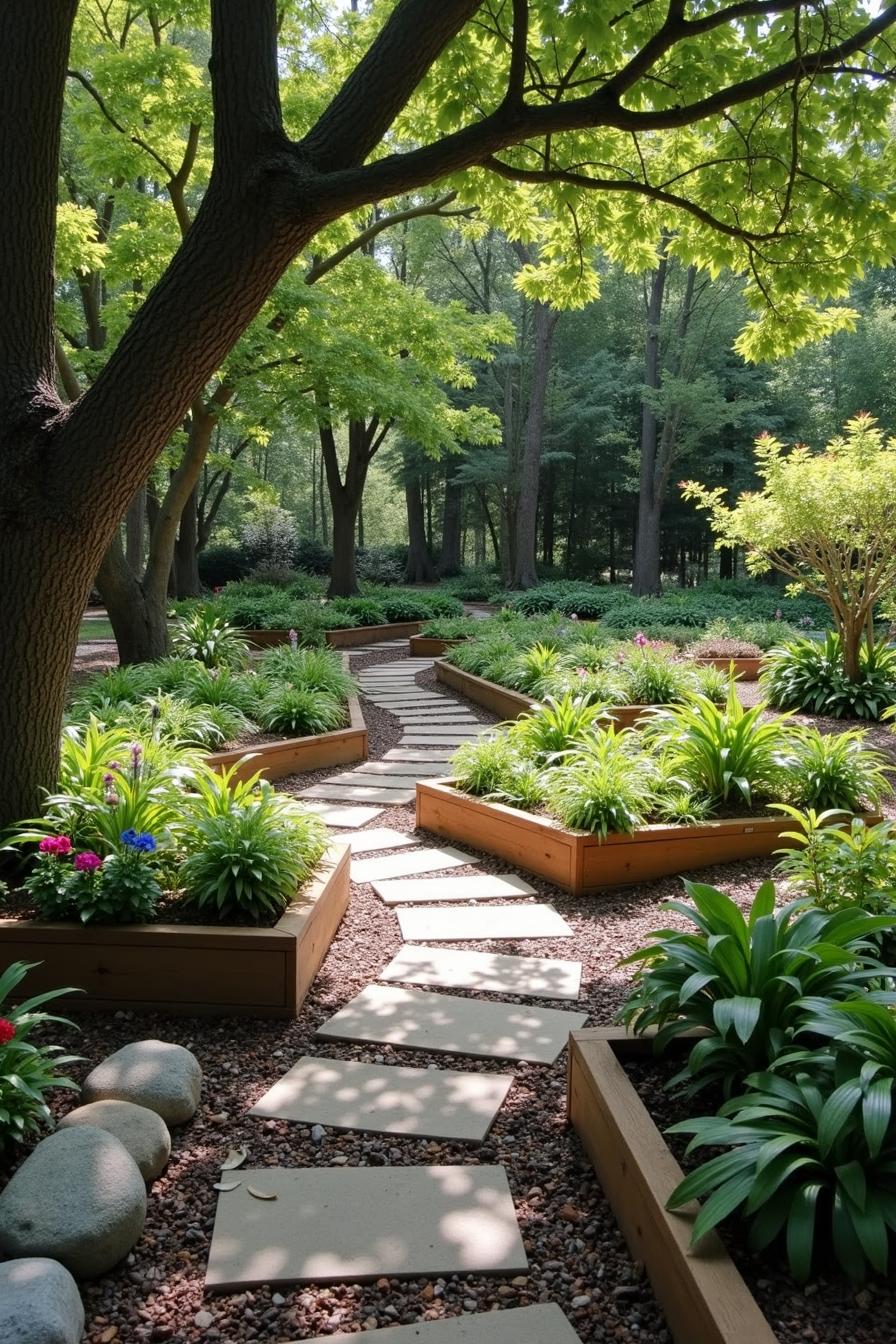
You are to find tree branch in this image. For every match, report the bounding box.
[305,191,462,283]
[67,68,176,180]
[208,0,285,167]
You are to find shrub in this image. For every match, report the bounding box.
[761,633,896,720]
[450,735,544,808]
[687,637,763,659]
[356,545,406,586]
[508,694,608,765]
[198,543,249,586]
[785,727,892,813]
[666,1066,896,1282]
[0,961,81,1147]
[257,686,345,736]
[619,879,894,1095]
[180,791,326,919]
[547,727,656,837]
[774,809,896,914]
[441,568,503,601]
[241,505,298,571]
[257,645,355,701]
[642,684,789,808]
[171,609,249,669]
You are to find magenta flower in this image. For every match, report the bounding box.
[104,789,120,807]
[633,632,648,648]
[129,741,143,766]
[74,851,102,873]
[39,836,72,857]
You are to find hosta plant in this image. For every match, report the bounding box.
[761,634,896,720]
[0,961,82,1147]
[619,879,894,1095]
[666,1067,896,1282]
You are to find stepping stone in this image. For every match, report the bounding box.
[336,828,418,854]
[394,716,480,726]
[402,733,485,745]
[354,761,444,776]
[300,783,415,804]
[249,1055,512,1141]
[385,749,455,763]
[336,772,425,790]
[205,1164,527,1290]
[381,945,582,1000]
[302,803,384,827]
[375,757,451,774]
[298,1304,583,1343]
[316,984,587,1064]
[373,873,536,904]
[352,846,474,884]
[398,904,574,942]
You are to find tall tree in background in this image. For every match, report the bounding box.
[3,0,896,823]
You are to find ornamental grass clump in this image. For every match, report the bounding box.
[548,728,657,837]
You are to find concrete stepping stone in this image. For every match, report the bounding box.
[365,694,444,704]
[205,1164,527,1290]
[381,945,582,1000]
[249,1055,512,1141]
[395,718,479,728]
[398,904,574,942]
[385,749,454,763]
[336,828,418,854]
[354,760,446,776]
[316,984,587,1064]
[401,737,483,748]
[303,803,384,827]
[376,757,452,774]
[374,874,535,904]
[351,846,474,884]
[298,1304,582,1343]
[336,772,426,790]
[300,783,415,804]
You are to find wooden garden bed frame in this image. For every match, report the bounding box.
[408,635,467,657]
[243,621,423,649]
[0,846,350,1018]
[205,685,367,782]
[435,659,651,728]
[567,1027,777,1344]
[415,778,880,894]
[693,655,763,681]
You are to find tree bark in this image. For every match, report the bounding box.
[632,244,669,597]
[405,477,436,582]
[174,483,202,597]
[510,298,559,589]
[126,488,146,572]
[438,463,463,576]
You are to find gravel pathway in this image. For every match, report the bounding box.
[17,639,896,1343]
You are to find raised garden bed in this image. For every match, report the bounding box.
[567,1027,777,1344]
[408,634,467,657]
[435,660,650,728]
[0,845,350,1018]
[242,620,424,649]
[205,687,367,781]
[694,655,762,681]
[416,778,881,894]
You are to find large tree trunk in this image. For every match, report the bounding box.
[405,478,436,582]
[632,246,668,597]
[126,488,146,572]
[319,413,382,597]
[174,484,202,597]
[510,299,558,589]
[97,537,172,665]
[329,492,361,596]
[439,463,463,576]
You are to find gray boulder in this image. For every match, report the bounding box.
[0,1257,85,1344]
[0,1126,146,1279]
[58,1098,171,1181]
[82,1038,201,1125]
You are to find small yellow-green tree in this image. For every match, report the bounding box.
[682,415,896,682]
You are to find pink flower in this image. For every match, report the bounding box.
[633,632,648,648]
[0,1018,15,1045]
[570,613,578,621]
[575,666,588,679]
[289,628,299,650]
[74,851,102,873]
[104,789,120,807]
[213,585,222,595]
[39,836,72,857]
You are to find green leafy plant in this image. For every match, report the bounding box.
[257,645,356,701]
[547,727,656,837]
[774,807,896,914]
[762,634,896,720]
[507,642,564,697]
[75,831,163,923]
[618,647,693,706]
[643,683,788,808]
[171,608,250,669]
[450,735,546,808]
[180,792,327,919]
[0,961,82,1147]
[619,879,894,1095]
[257,685,345,736]
[508,694,608,765]
[786,726,892,812]
[666,1066,896,1282]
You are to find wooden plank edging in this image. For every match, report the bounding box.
[242,621,424,649]
[567,1027,778,1344]
[434,660,652,728]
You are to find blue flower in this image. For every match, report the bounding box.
[120,829,157,853]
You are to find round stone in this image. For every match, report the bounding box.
[58,1099,171,1181]
[0,1126,146,1279]
[0,1257,85,1344]
[82,1039,201,1125]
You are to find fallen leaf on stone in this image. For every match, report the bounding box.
[247,1186,278,1201]
[221,1147,247,1170]
[213,1180,242,1192]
